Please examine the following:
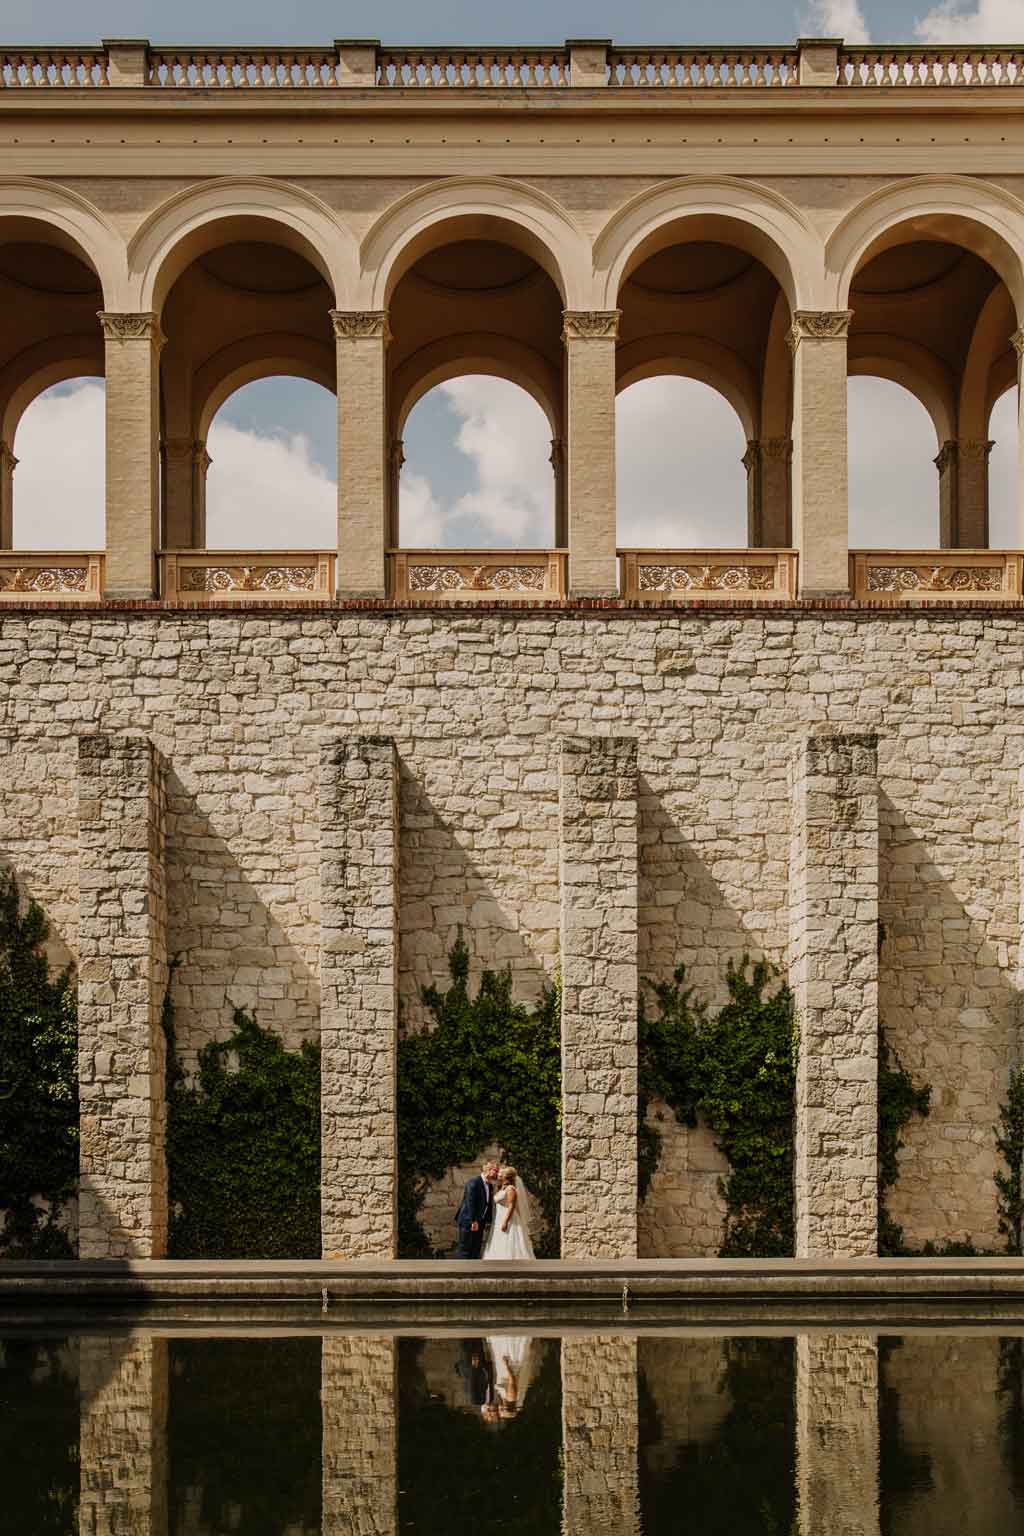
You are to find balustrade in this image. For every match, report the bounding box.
[619,548,798,601]
[841,45,1024,86]
[0,49,108,86]
[389,549,567,601]
[148,50,338,87]
[160,550,335,601]
[0,553,103,600]
[849,549,1024,601]
[376,49,569,87]
[609,48,797,88]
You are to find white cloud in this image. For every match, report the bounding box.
[205,419,335,549]
[915,0,1024,42]
[12,380,105,550]
[803,0,872,43]
[616,376,748,547]
[400,376,555,547]
[988,388,1017,546]
[848,376,939,546]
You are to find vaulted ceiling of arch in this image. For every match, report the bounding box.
[850,240,1002,376]
[0,241,103,373]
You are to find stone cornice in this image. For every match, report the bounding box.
[330,310,392,342]
[562,310,620,341]
[98,311,165,345]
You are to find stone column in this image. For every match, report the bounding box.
[936,440,959,547]
[0,439,16,547]
[387,437,404,549]
[564,311,619,596]
[1013,329,1024,546]
[561,1337,641,1536]
[333,311,390,596]
[790,311,852,597]
[79,1334,169,1536]
[957,439,993,548]
[161,438,193,549]
[559,736,638,1259]
[744,439,763,545]
[550,435,567,547]
[320,736,399,1258]
[761,436,793,546]
[99,312,163,598]
[322,1335,397,1536]
[78,734,168,1260]
[796,1334,880,1536]
[791,726,878,1258]
[192,442,210,548]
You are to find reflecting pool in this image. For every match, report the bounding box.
[3,1328,1024,1532]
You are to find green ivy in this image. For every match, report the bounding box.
[397,936,561,1258]
[0,871,78,1258]
[164,988,320,1259]
[877,1027,931,1255]
[995,1065,1024,1255]
[639,958,798,1258]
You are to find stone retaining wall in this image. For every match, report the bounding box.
[0,608,1019,1255]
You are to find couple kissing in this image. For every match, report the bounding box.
[455,1159,535,1260]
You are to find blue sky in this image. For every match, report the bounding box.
[0,0,1011,47]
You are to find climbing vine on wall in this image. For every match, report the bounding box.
[995,1066,1024,1256]
[877,1027,931,1256]
[397,936,561,1258]
[639,958,798,1258]
[163,988,321,1259]
[0,871,78,1259]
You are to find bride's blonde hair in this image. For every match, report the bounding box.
[499,1165,518,1185]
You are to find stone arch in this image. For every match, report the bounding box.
[615,333,757,439]
[392,333,561,438]
[593,176,818,313]
[361,177,589,309]
[959,283,1018,439]
[0,178,124,306]
[761,292,793,441]
[0,334,105,446]
[827,176,1024,319]
[847,334,956,448]
[128,177,357,312]
[194,333,336,441]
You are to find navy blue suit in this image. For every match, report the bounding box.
[455,1174,492,1259]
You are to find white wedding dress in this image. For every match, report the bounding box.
[482,1180,535,1260]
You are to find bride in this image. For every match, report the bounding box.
[482,1165,535,1260]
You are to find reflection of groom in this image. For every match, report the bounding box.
[455,1160,498,1259]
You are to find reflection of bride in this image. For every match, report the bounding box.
[481,1165,535,1261]
[485,1335,534,1419]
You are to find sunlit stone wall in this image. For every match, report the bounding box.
[0,608,1020,1255]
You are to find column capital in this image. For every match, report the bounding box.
[1012,327,1024,357]
[389,437,405,471]
[97,310,165,346]
[562,309,620,341]
[162,436,192,461]
[960,437,995,462]
[0,439,17,472]
[762,435,793,461]
[742,438,761,473]
[788,309,853,352]
[549,435,565,469]
[330,309,392,343]
[934,439,959,474]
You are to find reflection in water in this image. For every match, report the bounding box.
[4,1327,1024,1532]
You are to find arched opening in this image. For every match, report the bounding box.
[847,377,939,548]
[989,386,1018,548]
[616,376,748,547]
[400,376,555,548]
[204,376,336,550]
[157,230,336,550]
[0,227,105,555]
[12,378,105,549]
[848,234,1018,548]
[388,234,565,553]
[615,234,791,553]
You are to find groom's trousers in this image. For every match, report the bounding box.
[456,1223,485,1259]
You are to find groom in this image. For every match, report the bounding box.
[455,1159,498,1259]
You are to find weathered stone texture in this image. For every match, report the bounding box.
[792,726,879,1258]
[560,735,638,1259]
[0,610,1020,1254]
[79,1334,168,1535]
[77,733,168,1260]
[321,1334,397,1536]
[796,1334,879,1536]
[638,1101,727,1258]
[320,737,398,1258]
[562,1335,641,1536]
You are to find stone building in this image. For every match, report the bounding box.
[0,35,1023,1259]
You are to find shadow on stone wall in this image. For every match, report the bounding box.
[879,790,1021,1251]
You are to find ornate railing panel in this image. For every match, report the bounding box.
[389,549,567,601]
[0,49,109,87]
[376,49,569,87]
[0,553,103,600]
[841,46,1023,86]
[619,548,797,600]
[148,50,339,87]
[850,550,1024,601]
[609,48,797,87]
[161,550,335,601]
